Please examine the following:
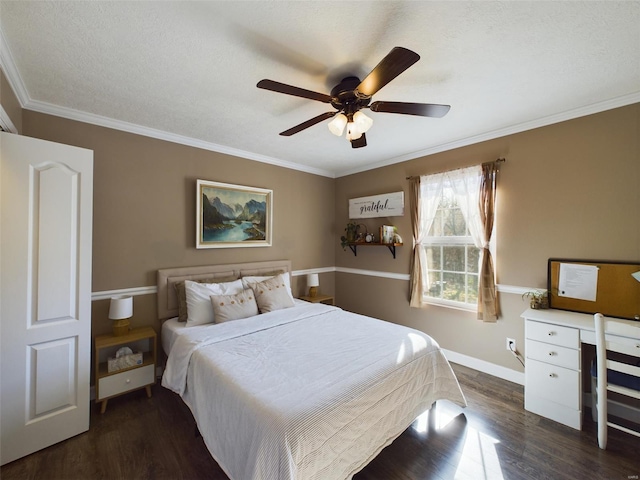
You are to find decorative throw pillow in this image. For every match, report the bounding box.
[174,275,237,322]
[241,272,293,301]
[210,290,259,323]
[184,279,244,326]
[250,274,295,313]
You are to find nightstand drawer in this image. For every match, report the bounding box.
[526,339,579,370]
[526,320,579,349]
[98,364,154,400]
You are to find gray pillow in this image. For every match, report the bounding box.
[174,275,237,322]
[210,289,259,323]
[250,274,295,313]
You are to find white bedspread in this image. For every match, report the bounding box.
[162,302,466,480]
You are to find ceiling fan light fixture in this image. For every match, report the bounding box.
[345,121,363,141]
[328,113,347,136]
[353,111,373,133]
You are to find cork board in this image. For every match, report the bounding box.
[547,259,640,320]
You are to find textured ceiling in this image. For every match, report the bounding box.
[1,1,639,177]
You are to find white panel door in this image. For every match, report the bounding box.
[1,132,93,465]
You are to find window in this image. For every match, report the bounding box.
[410,162,499,319]
[415,165,496,311]
[423,182,481,309]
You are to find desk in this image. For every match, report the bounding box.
[521,308,639,430]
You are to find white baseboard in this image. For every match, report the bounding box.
[442,348,525,385]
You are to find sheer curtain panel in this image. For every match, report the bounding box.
[409,175,443,308]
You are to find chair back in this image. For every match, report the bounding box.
[594,313,640,449]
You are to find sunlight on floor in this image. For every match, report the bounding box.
[413,405,505,480]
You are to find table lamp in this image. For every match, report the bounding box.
[109,295,133,336]
[307,273,319,297]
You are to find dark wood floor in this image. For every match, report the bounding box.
[2,363,638,480]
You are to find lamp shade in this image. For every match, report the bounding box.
[307,273,319,287]
[109,295,133,320]
[307,273,319,298]
[328,113,347,136]
[353,111,373,133]
[345,122,362,141]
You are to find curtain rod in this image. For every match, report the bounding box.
[405,158,506,180]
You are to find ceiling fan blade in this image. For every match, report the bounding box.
[369,101,451,118]
[356,47,420,97]
[279,111,337,136]
[257,79,332,104]
[350,133,367,149]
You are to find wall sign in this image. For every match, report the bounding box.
[348,191,404,219]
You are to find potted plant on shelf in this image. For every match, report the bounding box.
[340,222,357,250]
[522,290,549,309]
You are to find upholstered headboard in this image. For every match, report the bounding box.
[157,260,292,320]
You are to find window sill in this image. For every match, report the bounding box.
[422,297,477,313]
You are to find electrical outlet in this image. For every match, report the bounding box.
[506,337,516,351]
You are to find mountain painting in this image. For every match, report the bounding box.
[196,180,272,249]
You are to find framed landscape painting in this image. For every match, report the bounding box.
[196,180,273,249]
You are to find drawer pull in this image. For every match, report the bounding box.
[548,351,556,356]
[548,331,555,336]
[549,373,558,378]
[126,378,131,384]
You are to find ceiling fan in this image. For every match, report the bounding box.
[257,47,450,148]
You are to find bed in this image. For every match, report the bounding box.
[158,260,466,480]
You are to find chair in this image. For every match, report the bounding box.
[593,313,640,449]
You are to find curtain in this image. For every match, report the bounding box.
[448,165,483,244]
[477,162,499,321]
[409,174,443,308]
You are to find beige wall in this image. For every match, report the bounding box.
[12,101,640,376]
[22,111,336,338]
[0,70,22,133]
[335,104,640,372]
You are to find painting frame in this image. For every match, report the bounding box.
[196,180,273,249]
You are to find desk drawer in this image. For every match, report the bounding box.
[98,364,154,400]
[526,339,579,370]
[526,320,579,349]
[526,359,579,409]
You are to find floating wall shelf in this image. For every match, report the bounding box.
[346,243,403,259]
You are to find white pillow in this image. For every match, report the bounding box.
[185,279,244,326]
[241,273,294,301]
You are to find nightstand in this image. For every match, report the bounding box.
[94,326,157,413]
[298,294,335,305]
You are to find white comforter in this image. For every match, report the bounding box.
[162,302,466,480]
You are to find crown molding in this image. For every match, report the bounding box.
[335,91,640,177]
[23,98,336,178]
[0,26,29,107]
[0,104,17,133]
